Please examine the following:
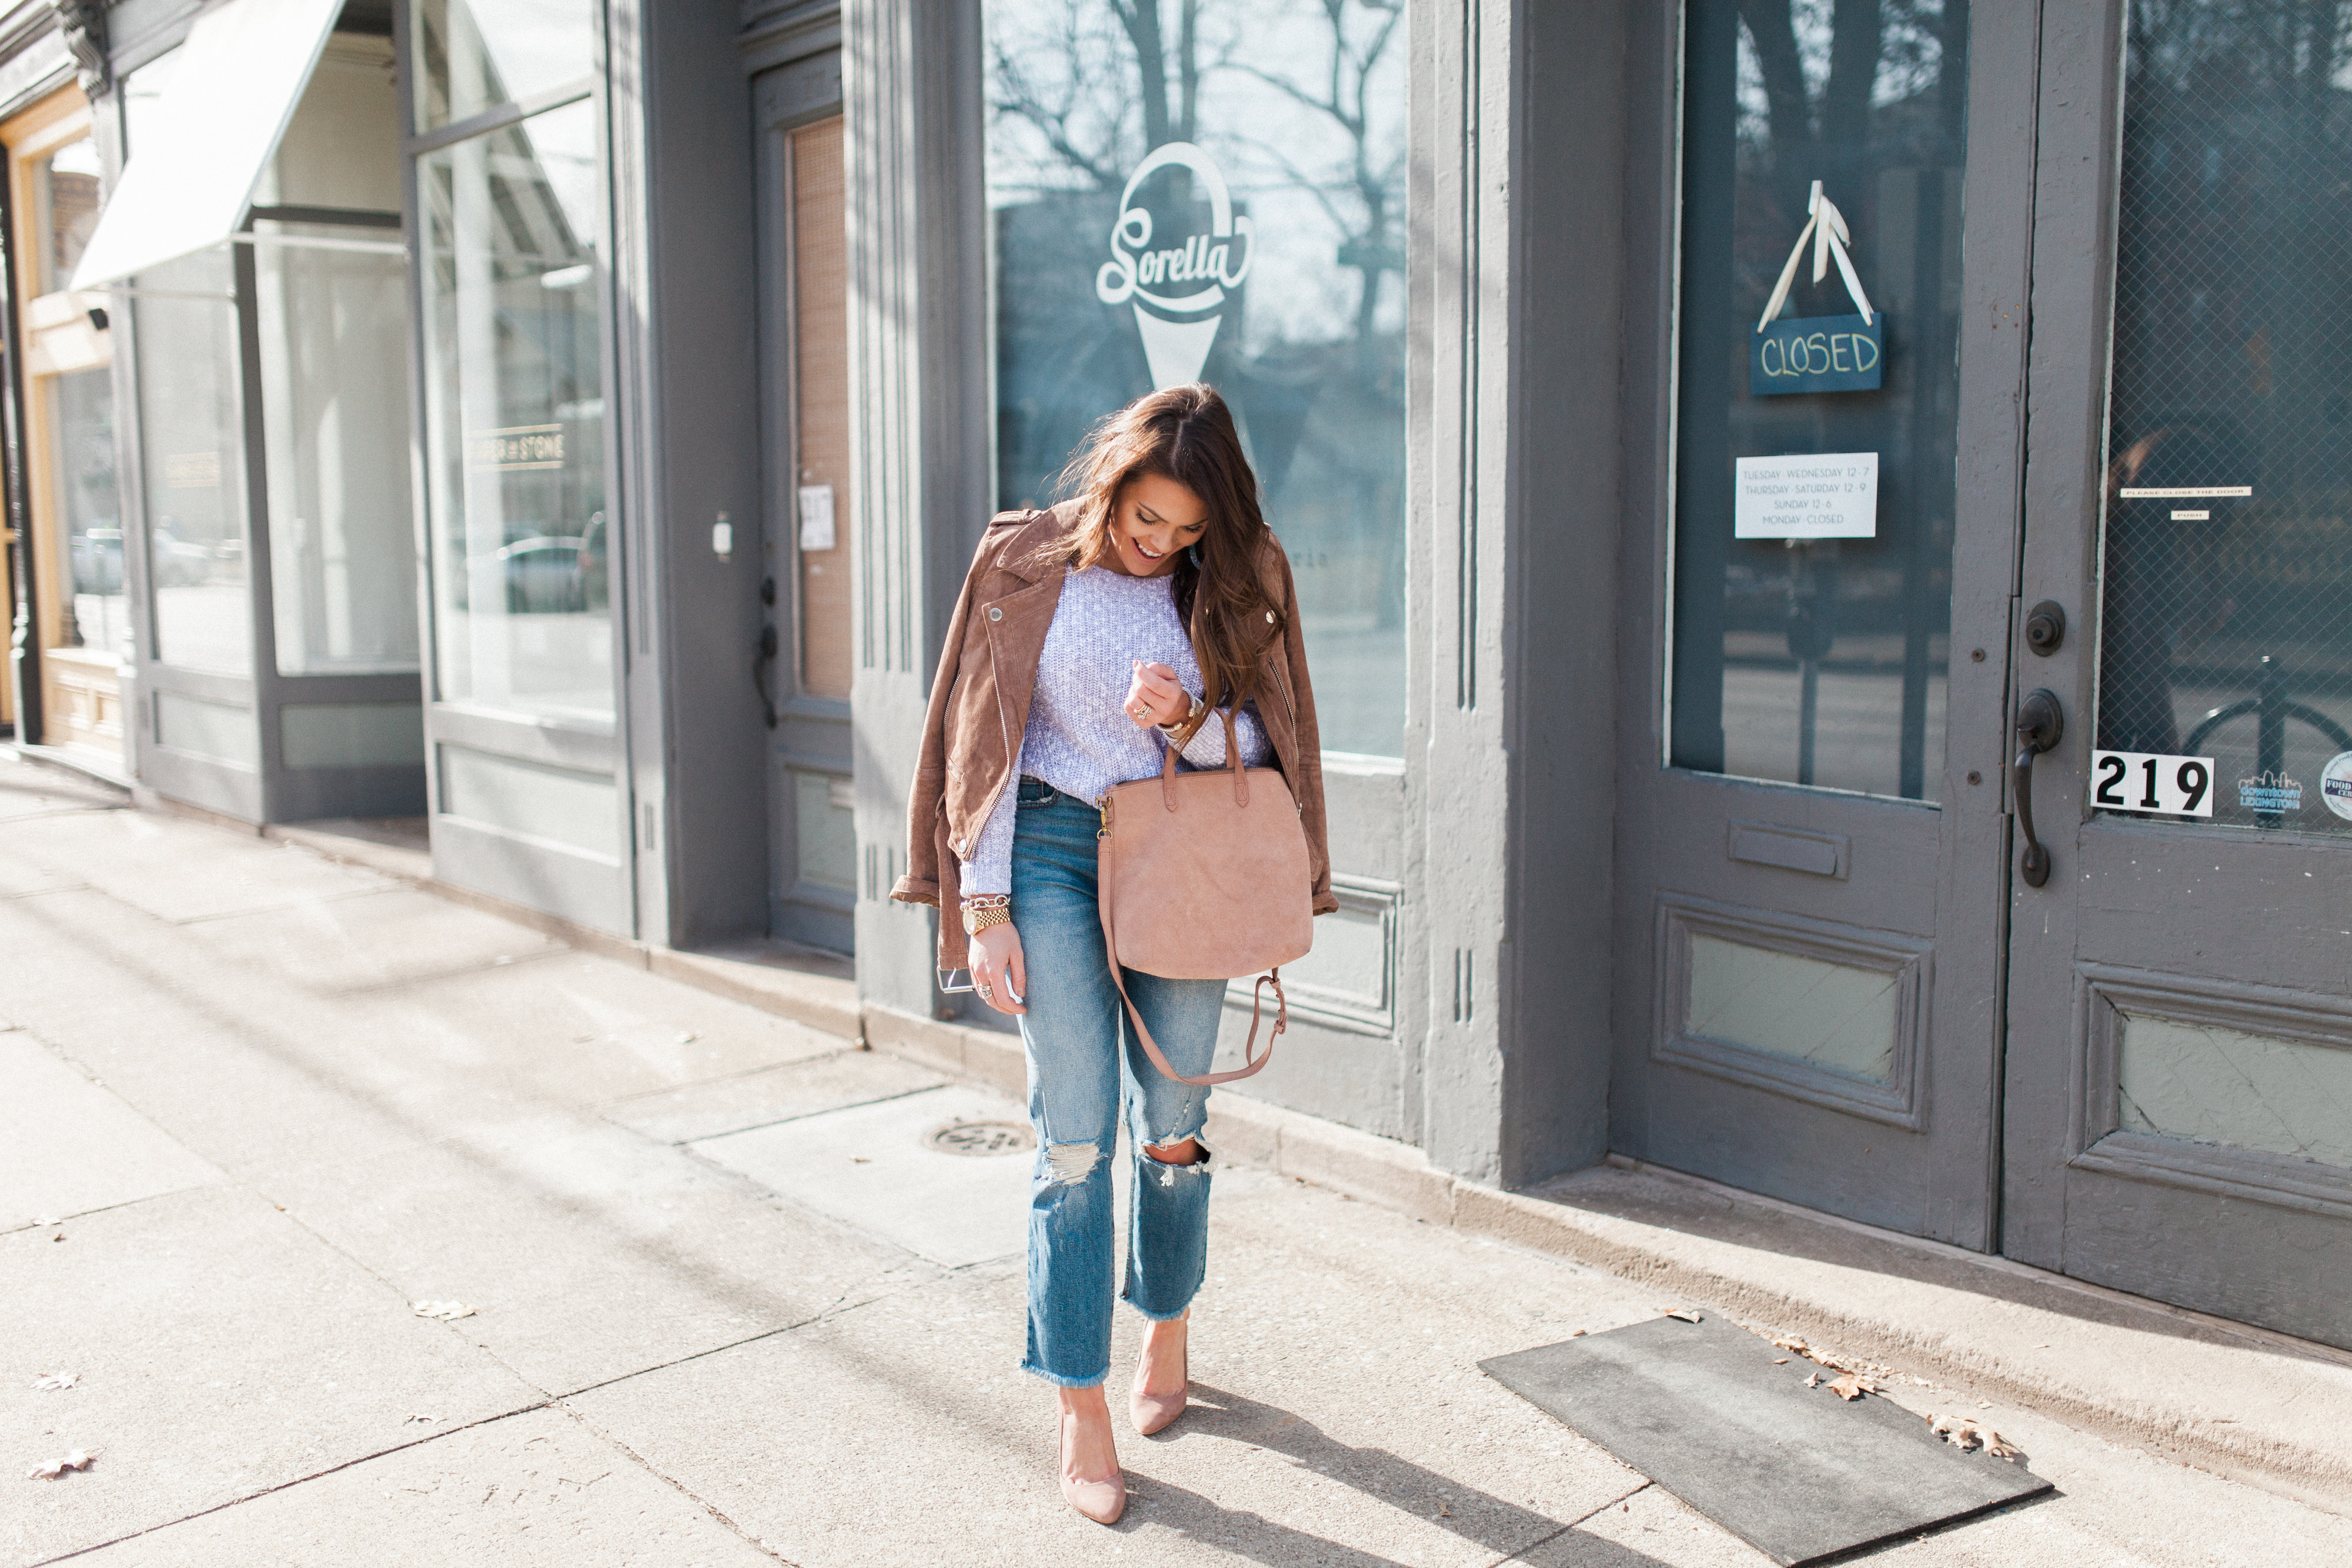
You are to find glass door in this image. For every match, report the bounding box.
[2004,0,2352,1349]
[1609,0,2038,1246]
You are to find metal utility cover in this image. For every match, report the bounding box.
[1481,1315,2051,1565]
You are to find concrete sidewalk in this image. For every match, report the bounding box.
[4,751,2350,1567]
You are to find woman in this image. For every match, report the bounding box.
[893,384,1335,1524]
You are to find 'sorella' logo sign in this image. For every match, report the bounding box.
[1096,142,1255,389]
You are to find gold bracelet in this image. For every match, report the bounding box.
[963,902,1012,935]
[1156,693,1207,738]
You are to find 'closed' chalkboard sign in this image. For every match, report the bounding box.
[1752,180,1882,400]
[1751,312,1884,397]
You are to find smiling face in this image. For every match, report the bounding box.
[1107,472,1210,577]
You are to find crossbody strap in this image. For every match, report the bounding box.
[1095,826,1285,1086]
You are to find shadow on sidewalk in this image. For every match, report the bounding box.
[1114,1380,1666,1566]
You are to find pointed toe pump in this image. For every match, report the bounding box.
[1130,1315,1190,1436]
[1058,1410,1127,1525]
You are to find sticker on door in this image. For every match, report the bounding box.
[2090,750,2216,817]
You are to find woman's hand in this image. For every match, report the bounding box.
[1125,660,1189,728]
[969,921,1027,1015]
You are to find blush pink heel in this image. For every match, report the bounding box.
[1058,1407,1126,1524]
[1130,1313,1190,1436]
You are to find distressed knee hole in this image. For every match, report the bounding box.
[1044,1141,1100,1186]
[1144,1134,1212,1186]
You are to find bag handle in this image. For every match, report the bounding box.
[1096,791,1284,1086]
[1158,706,1248,811]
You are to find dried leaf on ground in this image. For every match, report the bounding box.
[1805,1372,1822,1388]
[1928,1413,2019,1460]
[1772,1334,1811,1354]
[26,1449,96,1480]
[31,1371,77,1391]
[1827,1372,1880,1400]
[1660,1308,1703,1323]
[411,1300,476,1321]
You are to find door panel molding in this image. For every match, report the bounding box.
[2073,962,2352,1221]
[1655,894,1932,1130]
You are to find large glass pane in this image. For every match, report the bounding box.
[2095,1,2352,836]
[34,134,100,293]
[48,367,125,659]
[984,0,1407,757]
[136,247,252,674]
[412,0,595,132]
[258,223,415,676]
[1671,1,1969,801]
[419,99,610,725]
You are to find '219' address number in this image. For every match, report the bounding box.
[2090,750,2216,817]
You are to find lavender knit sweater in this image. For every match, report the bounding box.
[959,564,1268,897]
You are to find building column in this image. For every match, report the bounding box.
[842,0,991,1015]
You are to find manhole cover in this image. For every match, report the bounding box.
[924,1119,1035,1156]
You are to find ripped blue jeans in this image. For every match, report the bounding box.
[1010,778,1222,1388]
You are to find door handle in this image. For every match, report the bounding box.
[2013,687,2064,888]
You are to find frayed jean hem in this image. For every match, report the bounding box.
[1122,1295,1194,1324]
[1021,1360,1110,1389]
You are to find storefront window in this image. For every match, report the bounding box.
[136,246,251,675]
[419,97,610,725]
[984,0,1407,757]
[31,134,122,659]
[258,225,414,676]
[413,0,597,133]
[1671,1,1969,801]
[257,36,413,677]
[48,366,122,657]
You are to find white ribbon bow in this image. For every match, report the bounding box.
[1757,180,1875,332]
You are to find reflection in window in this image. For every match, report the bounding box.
[1672,1,1967,801]
[412,0,596,132]
[2096,1,2352,837]
[259,225,414,676]
[419,99,610,725]
[985,0,1406,757]
[138,246,250,675]
[257,35,414,677]
[30,135,122,659]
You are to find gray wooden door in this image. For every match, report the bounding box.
[2002,0,2352,1350]
[754,55,856,954]
[1610,0,2039,1248]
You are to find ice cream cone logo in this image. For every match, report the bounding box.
[1095,141,1255,389]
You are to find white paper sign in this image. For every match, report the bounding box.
[1734,452,1879,539]
[2090,750,2217,817]
[797,484,836,550]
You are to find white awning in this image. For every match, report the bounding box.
[70,0,345,291]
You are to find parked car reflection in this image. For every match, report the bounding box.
[463,510,607,614]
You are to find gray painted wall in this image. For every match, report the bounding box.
[613,0,770,948]
[1496,0,1631,1185]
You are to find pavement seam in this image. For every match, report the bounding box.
[550,1288,908,1402]
[21,1401,554,1566]
[1482,1482,1654,1567]
[635,1079,966,1145]
[544,1399,802,1564]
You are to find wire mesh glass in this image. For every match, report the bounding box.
[2099,1,2352,833]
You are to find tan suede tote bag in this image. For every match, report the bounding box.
[1094,709,1314,1085]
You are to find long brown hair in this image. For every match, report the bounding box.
[1052,384,1283,711]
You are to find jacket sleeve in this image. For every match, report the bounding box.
[1272,546,1339,916]
[890,529,995,910]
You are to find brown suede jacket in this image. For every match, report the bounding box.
[890,500,1339,974]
